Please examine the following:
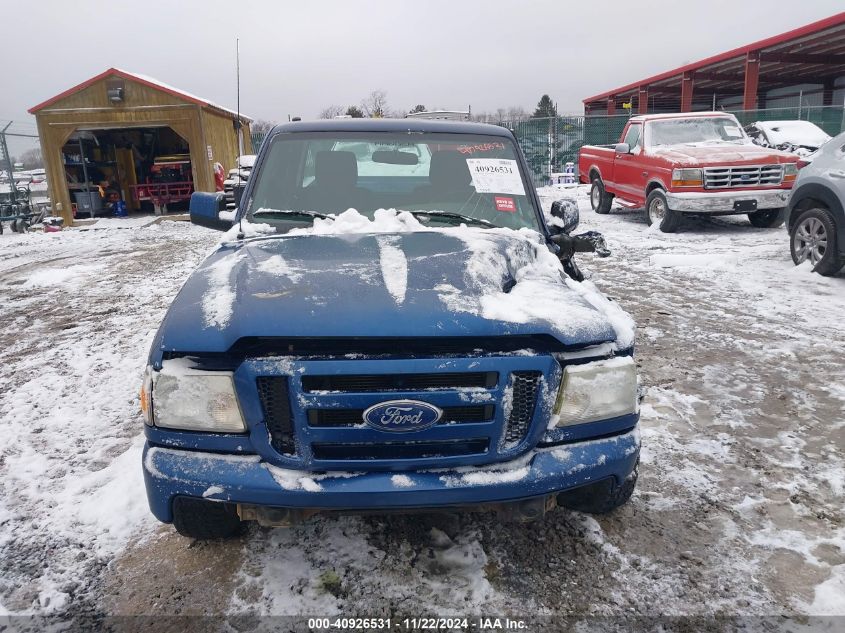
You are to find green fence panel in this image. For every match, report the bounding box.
[250,132,267,153]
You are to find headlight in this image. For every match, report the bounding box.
[783,163,798,182]
[671,168,703,187]
[149,360,246,432]
[553,357,638,427]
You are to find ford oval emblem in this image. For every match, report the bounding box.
[362,400,442,433]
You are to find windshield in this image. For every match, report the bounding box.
[245,131,540,231]
[647,117,749,147]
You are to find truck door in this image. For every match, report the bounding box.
[612,123,646,205]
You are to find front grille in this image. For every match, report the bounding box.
[311,438,489,460]
[502,371,541,446]
[256,377,296,454]
[703,164,783,189]
[307,405,494,427]
[301,372,498,393]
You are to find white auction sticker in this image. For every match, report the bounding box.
[466,159,525,196]
[724,126,742,138]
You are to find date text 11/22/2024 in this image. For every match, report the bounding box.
[307,617,528,630]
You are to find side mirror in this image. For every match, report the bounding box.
[614,142,631,154]
[189,192,231,231]
[550,199,580,234]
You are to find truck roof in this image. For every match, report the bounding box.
[270,118,513,137]
[628,111,737,123]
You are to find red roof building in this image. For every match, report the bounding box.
[583,13,845,116]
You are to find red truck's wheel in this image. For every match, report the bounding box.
[646,190,682,233]
[590,179,613,214]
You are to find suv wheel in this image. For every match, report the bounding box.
[790,207,843,276]
[558,470,637,514]
[172,496,243,539]
[646,189,682,233]
[748,208,786,228]
[590,178,613,214]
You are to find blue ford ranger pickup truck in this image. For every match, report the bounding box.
[141,119,640,538]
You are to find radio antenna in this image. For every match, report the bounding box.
[236,37,244,239]
[236,37,243,158]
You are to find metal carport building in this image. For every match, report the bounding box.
[583,11,845,132]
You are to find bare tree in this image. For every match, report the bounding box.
[361,90,389,118]
[250,119,278,135]
[18,148,43,170]
[319,105,346,119]
[506,106,528,121]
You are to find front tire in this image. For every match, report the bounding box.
[590,178,613,214]
[172,496,243,539]
[558,470,637,514]
[790,207,842,276]
[748,208,786,228]
[646,189,682,233]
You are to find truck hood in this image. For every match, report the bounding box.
[155,229,622,355]
[651,143,794,166]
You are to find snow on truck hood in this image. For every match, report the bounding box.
[651,143,795,166]
[156,210,633,354]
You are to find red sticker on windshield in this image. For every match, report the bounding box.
[495,196,516,212]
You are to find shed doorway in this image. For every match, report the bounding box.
[62,125,193,219]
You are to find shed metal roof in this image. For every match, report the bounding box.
[28,68,251,120]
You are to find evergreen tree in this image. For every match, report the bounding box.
[532,95,557,119]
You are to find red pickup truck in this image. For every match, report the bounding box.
[578,112,800,232]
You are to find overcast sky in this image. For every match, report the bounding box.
[2,0,843,154]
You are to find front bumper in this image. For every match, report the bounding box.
[666,188,790,213]
[142,428,640,523]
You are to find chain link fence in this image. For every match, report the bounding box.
[240,107,845,189]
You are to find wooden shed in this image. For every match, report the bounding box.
[29,68,252,224]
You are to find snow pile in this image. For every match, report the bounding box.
[754,120,831,148]
[376,235,408,304]
[201,250,245,328]
[25,264,103,287]
[291,208,426,236]
[390,474,414,488]
[256,253,302,282]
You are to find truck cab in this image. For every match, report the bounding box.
[578,112,800,232]
[141,119,640,538]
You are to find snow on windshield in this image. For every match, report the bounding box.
[648,118,750,147]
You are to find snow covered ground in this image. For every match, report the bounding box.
[0,189,843,627]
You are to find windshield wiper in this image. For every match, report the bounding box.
[407,210,496,228]
[252,209,329,220]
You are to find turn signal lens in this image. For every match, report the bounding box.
[140,366,153,425]
[671,168,703,188]
[783,163,799,183]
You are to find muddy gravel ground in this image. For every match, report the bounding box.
[0,194,843,631]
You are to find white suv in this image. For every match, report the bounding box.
[786,131,845,276]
